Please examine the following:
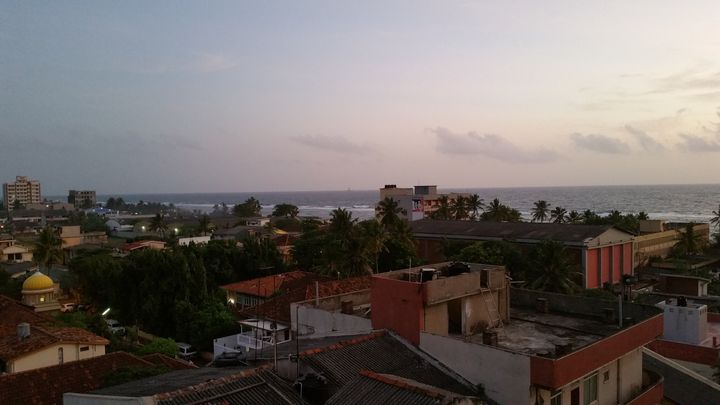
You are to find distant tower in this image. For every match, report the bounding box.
[21,271,61,313]
[3,176,42,210]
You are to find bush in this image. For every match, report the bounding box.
[137,337,179,358]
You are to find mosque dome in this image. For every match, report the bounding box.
[22,271,54,291]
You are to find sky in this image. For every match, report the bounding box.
[2,1,720,195]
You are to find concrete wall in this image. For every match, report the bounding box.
[618,348,643,403]
[423,301,448,336]
[10,343,105,373]
[291,304,372,338]
[662,303,708,345]
[420,332,531,405]
[371,277,424,344]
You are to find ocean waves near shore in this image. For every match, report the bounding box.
[49,184,720,223]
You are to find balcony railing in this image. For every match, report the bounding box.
[627,369,664,405]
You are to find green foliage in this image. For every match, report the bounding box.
[272,203,299,218]
[527,240,581,294]
[102,365,171,388]
[582,209,642,233]
[531,200,550,223]
[451,241,529,280]
[34,226,63,270]
[480,198,522,222]
[233,197,262,218]
[65,211,108,232]
[376,197,406,226]
[550,206,567,224]
[148,214,168,237]
[0,270,21,299]
[137,337,178,357]
[672,222,706,257]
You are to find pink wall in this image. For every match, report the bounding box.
[371,277,425,345]
[613,245,622,283]
[586,242,633,289]
[623,243,633,275]
[586,249,599,288]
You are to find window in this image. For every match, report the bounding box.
[551,390,562,405]
[58,347,64,364]
[603,371,610,383]
[583,373,598,405]
[80,346,89,352]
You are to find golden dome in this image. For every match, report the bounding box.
[22,271,54,291]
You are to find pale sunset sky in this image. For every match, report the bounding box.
[2,1,720,194]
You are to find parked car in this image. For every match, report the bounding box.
[213,351,247,367]
[60,303,76,313]
[177,342,197,360]
[104,319,126,336]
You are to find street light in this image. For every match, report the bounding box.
[102,307,111,316]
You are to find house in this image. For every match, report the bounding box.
[64,366,304,405]
[221,271,323,309]
[0,294,109,373]
[410,219,635,289]
[372,262,664,405]
[58,225,108,248]
[654,274,711,297]
[177,235,211,246]
[0,351,193,405]
[378,184,470,221]
[0,236,33,263]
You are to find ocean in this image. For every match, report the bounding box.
[51,184,720,224]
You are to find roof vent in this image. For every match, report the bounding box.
[17,323,30,341]
[482,330,499,346]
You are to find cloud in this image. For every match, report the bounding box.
[624,125,665,153]
[570,133,630,154]
[650,70,720,94]
[290,134,373,155]
[677,133,720,152]
[432,127,558,163]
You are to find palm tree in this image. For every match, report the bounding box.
[329,208,357,240]
[466,194,484,220]
[34,226,63,270]
[482,198,504,222]
[431,196,452,220]
[711,204,720,227]
[375,197,406,226]
[531,200,550,223]
[550,207,567,224]
[451,196,469,220]
[360,220,388,273]
[198,214,212,236]
[149,213,168,238]
[673,222,705,257]
[530,240,579,294]
[566,210,584,224]
[637,211,649,221]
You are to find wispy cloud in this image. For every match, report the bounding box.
[570,133,630,154]
[290,134,374,155]
[677,133,720,152]
[624,125,665,153]
[433,127,558,163]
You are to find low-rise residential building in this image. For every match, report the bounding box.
[0,295,108,373]
[0,351,193,405]
[58,225,108,248]
[221,271,322,309]
[372,262,665,405]
[411,219,636,289]
[0,236,33,263]
[378,184,469,221]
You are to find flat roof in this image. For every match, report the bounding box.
[465,308,619,358]
[376,261,504,281]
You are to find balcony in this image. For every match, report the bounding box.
[627,369,664,405]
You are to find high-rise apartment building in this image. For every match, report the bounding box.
[3,176,41,210]
[68,190,97,208]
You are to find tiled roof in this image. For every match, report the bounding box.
[222,271,320,298]
[0,295,108,361]
[0,351,155,405]
[141,354,197,371]
[410,219,629,243]
[0,325,110,361]
[300,331,476,396]
[303,276,372,300]
[236,275,368,324]
[327,370,485,405]
[155,367,305,405]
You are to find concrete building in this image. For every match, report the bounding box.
[0,236,33,263]
[411,219,636,289]
[378,184,469,221]
[57,225,107,248]
[3,176,41,210]
[21,271,62,313]
[371,262,665,405]
[634,221,711,268]
[67,190,97,209]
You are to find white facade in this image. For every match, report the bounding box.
[657,299,708,345]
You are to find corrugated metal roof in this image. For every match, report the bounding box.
[327,373,442,405]
[301,332,476,396]
[156,368,305,405]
